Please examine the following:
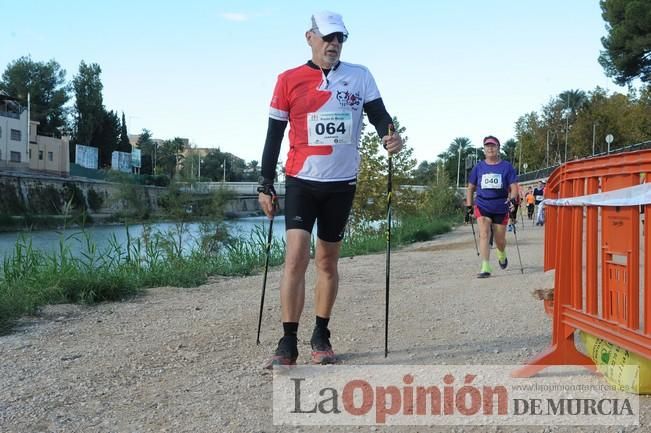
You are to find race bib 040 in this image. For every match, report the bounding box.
[481,173,503,189]
[307,112,353,145]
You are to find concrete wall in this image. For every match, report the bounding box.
[0,172,162,216]
[0,172,269,218]
[222,196,283,217]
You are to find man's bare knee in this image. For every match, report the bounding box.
[285,253,310,274]
[315,256,338,277]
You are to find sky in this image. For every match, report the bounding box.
[0,0,627,165]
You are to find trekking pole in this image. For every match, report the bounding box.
[512,222,524,274]
[489,224,494,249]
[256,196,278,345]
[384,123,394,358]
[469,212,479,256]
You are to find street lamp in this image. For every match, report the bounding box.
[456,146,462,189]
[153,142,158,174]
[592,123,597,156]
[564,94,570,163]
[198,158,203,181]
[546,130,550,167]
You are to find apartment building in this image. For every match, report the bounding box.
[0,92,29,170]
[1,91,69,176]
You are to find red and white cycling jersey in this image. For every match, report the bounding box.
[269,61,381,182]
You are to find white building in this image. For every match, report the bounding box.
[0,92,29,171]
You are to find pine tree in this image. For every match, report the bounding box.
[0,56,70,137]
[119,112,131,152]
[599,0,651,85]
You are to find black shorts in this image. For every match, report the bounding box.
[284,176,357,242]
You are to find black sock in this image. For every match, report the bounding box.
[315,316,330,330]
[283,322,298,337]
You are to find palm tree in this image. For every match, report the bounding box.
[559,89,588,118]
[451,137,471,187]
[558,89,588,161]
[158,137,186,178]
[502,138,518,166]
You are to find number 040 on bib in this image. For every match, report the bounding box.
[481,173,503,189]
[307,112,353,146]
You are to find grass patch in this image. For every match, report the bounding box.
[0,214,452,333]
[341,214,454,257]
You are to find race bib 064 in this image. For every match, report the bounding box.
[481,173,503,189]
[307,112,353,145]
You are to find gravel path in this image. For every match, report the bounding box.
[0,223,648,432]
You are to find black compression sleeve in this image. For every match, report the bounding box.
[363,98,393,138]
[260,118,287,182]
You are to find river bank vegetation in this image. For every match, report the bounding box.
[0,121,461,333]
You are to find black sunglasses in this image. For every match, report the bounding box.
[312,29,347,44]
[322,32,347,43]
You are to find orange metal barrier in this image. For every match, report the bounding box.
[513,150,651,378]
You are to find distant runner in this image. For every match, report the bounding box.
[533,180,546,226]
[525,188,535,220]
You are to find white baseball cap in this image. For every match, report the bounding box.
[311,11,348,37]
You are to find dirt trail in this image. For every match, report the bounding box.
[0,224,647,432]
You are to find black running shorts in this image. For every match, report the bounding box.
[284,176,356,242]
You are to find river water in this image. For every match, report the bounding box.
[0,216,289,259]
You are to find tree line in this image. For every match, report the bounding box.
[414,0,651,186]
[2,0,649,187]
[0,57,260,182]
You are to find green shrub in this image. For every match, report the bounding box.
[87,188,104,212]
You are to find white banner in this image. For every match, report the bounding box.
[543,183,651,207]
[131,148,141,168]
[75,144,98,169]
[111,151,132,173]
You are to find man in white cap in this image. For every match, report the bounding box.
[258,11,403,367]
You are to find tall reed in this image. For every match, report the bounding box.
[0,214,452,333]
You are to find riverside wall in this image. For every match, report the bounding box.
[0,172,272,219]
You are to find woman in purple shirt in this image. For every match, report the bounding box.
[465,136,519,278]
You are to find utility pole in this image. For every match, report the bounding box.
[592,123,597,156]
[546,130,550,167]
[456,146,461,189]
[27,93,30,161]
[564,94,569,162]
